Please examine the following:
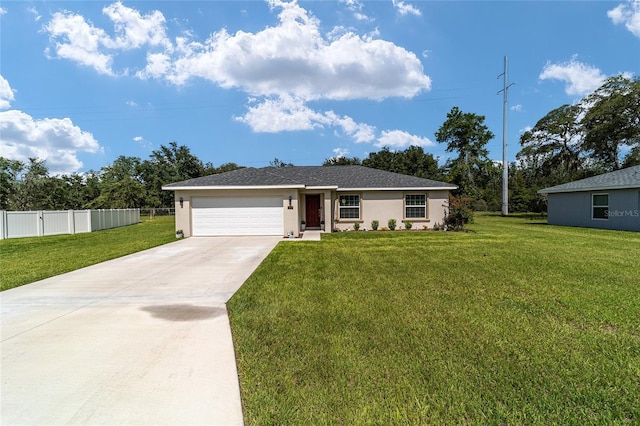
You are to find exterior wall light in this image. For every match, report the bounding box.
[179,197,184,208]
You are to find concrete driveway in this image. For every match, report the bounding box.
[1,236,280,425]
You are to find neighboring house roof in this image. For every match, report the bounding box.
[538,165,640,194]
[163,166,457,191]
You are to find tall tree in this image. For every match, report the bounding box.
[435,107,494,197]
[518,104,586,185]
[581,75,640,171]
[622,146,640,168]
[0,157,23,210]
[92,156,146,208]
[140,142,206,207]
[362,146,441,179]
[13,158,52,210]
[395,145,440,179]
[362,147,398,172]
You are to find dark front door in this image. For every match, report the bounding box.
[305,194,321,227]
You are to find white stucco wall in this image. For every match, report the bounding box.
[170,188,453,236]
[333,190,451,231]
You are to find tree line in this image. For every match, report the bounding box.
[0,142,242,211]
[1,75,638,213]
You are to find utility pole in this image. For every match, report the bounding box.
[498,56,514,216]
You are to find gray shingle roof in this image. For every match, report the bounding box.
[163,166,456,190]
[538,165,640,194]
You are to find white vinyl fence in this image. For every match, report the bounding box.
[0,209,140,240]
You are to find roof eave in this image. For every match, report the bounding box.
[305,185,339,190]
[538,183,640,194]
[337,186,457,191]
[162,184,305,191]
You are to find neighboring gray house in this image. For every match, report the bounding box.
[163,166,456,237]
[538,165,640,232]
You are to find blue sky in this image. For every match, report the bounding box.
[1,0,639,174]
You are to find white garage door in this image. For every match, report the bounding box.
[192,197,284,236]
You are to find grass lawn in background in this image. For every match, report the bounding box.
[0,215,175,291]
[228,214,640,424]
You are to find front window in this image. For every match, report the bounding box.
[405,194,427,219]
[592,193,608,220]
[339,194,360,219]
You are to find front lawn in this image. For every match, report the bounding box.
[228,214,640,424]
[0,216,175,291]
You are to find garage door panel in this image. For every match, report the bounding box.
[192,197,284,236]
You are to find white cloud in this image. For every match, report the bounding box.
[323,111,376,143]
[608,1,640,38]
[0,7,6,15]
[44,11,116,75]
[392,0,422,17]
[0,75,101,173]
[375,129,434,148]
[164,0,430,100]
[0,74,16,109]
[133,135,152,148]
[511,104,523,112]
[44,2,171,76]
[332,147,350,157]
[236,96,376,143]
[101,2,171,50]
[55,0,430,101]
[237,96,325,133]
[339,0,372,21]
[539,56,607,96]
[0,110,101,174]
[126,100,138,107]
[27,6,41,21]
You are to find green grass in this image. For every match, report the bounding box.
[0,216,175,291]
[228,214,640,424]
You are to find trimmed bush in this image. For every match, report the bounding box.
[371,220,379,231]
[445,196,474,230]
[388,218,397,231]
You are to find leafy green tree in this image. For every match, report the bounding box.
[211,162,244,174]
[140,142,206,207]
[269,157,293,168]
[12,158,53,210]
[0,157,23,210]
[91,156,146,208]
[362,146,441,179]
[622,146,640,168]
[518,104,585,184]
[323,156,362,166]
[362,147,398,171]
[435,107,494,197]
[395,146,440,179]
[581,75,640,171]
